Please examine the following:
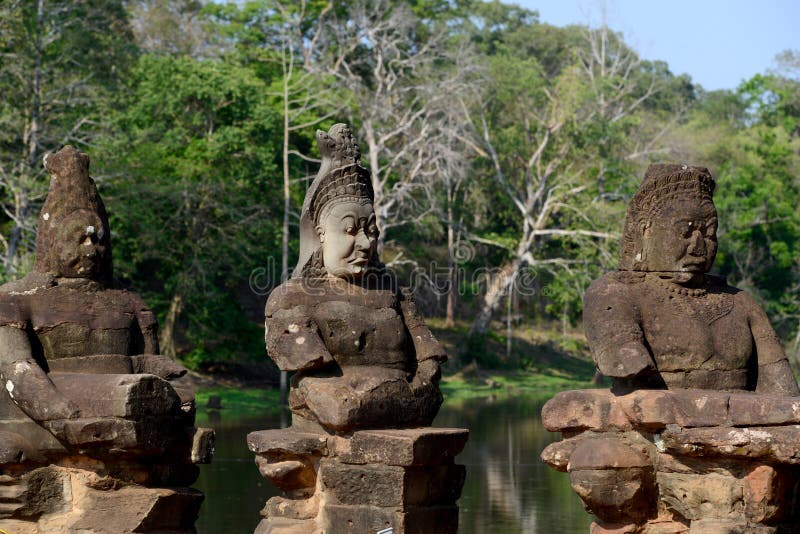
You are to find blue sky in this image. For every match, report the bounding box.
[514,0,799,91]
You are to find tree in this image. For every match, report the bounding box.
[317,0,477,253]
[458,13,661,336]
[127,0,217,57]
[0,0,134,279]
[97,55,281,363]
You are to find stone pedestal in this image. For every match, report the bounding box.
[0,374,214,534]
[541,389,800,533]
[248,427,468,534]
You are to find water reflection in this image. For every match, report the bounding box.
[194,395,592,533]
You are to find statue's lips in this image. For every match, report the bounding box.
[680,260,705,271]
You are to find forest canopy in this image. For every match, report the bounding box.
[1,0,798,372]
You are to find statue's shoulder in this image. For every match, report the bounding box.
[0,272,54,296]
[0,273,53,327]
[265,279,307,316]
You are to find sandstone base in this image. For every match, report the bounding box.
[248,427,468,534]
[541,389,800,533]
[0,460,203,533]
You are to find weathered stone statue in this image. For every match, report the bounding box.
[584,163,799,395]
[249,124,467,533]
[265,123,444,432]
[541,164,800,533]
[0,146,213,533]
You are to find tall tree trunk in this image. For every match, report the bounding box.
[281,51,291,282]
[445,209,456,327]
[160,293,183,359]
[469,259,520,337]
[6,0,44,277]
[790,323,800,372]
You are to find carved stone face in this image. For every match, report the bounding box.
[638,197,717,274]
[54,210,108,279]
[317,200,378,279]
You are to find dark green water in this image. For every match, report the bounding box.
[194,395,593,533]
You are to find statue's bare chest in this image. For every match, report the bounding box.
[28,288,142,359]
[308,292,410,368]
[639,289,753,372]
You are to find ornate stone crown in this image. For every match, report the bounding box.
[619,163,715,270]
[309,164,374,225]
[309,123,373,226]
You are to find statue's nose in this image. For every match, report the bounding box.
[354,229,370,250]
[687,230,706,255]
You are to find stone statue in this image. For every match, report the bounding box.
[0,146,212,533]
[584,163,799,395]
[249,124,467,534]
[541,164,800,533]
[265,123,444,432]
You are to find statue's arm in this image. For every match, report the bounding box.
[265,305,333,372]
[128,293,190,380]
[130,293,159,355]
[399,288,447,363]
[0,326,81,421]
[583,277,655,379]
[399,288,445,388]
[746,296,800,395]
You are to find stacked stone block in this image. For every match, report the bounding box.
[541,388,800,533]
[249,427,467,533]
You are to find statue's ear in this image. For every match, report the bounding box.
[316,225,325,243]
[638,219,651,238]
[634,220,651,265]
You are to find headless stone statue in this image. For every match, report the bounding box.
[0,146,212,533]
[541,164,800,533]
[250,125,467,534]
[583,163,799,395]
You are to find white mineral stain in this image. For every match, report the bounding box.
[10,287,40,296]
[354,340,360,346]
[43,213,50,221]
[13,362,31,372]
[86,225,95,235]
[694,396,708,410]
[288,324,300,333]
[5,381,12,393]
[295,337,305,345]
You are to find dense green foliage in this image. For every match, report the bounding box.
[0,0,798,371]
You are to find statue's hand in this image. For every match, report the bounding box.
[411,358,441,391]
[131,354,187,380]
[597,341,655,378]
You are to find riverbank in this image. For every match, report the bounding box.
[193,369,600,424]
[191,320,601,420]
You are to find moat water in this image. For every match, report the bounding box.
[194,395,593,533]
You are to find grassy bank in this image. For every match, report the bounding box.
[193,322,600,420]
[194,369,597,423]
[441,371,597,401]
[194,386,282,425]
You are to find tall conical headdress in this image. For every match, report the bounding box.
[34,146,112,284]
[293,124,374,278]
